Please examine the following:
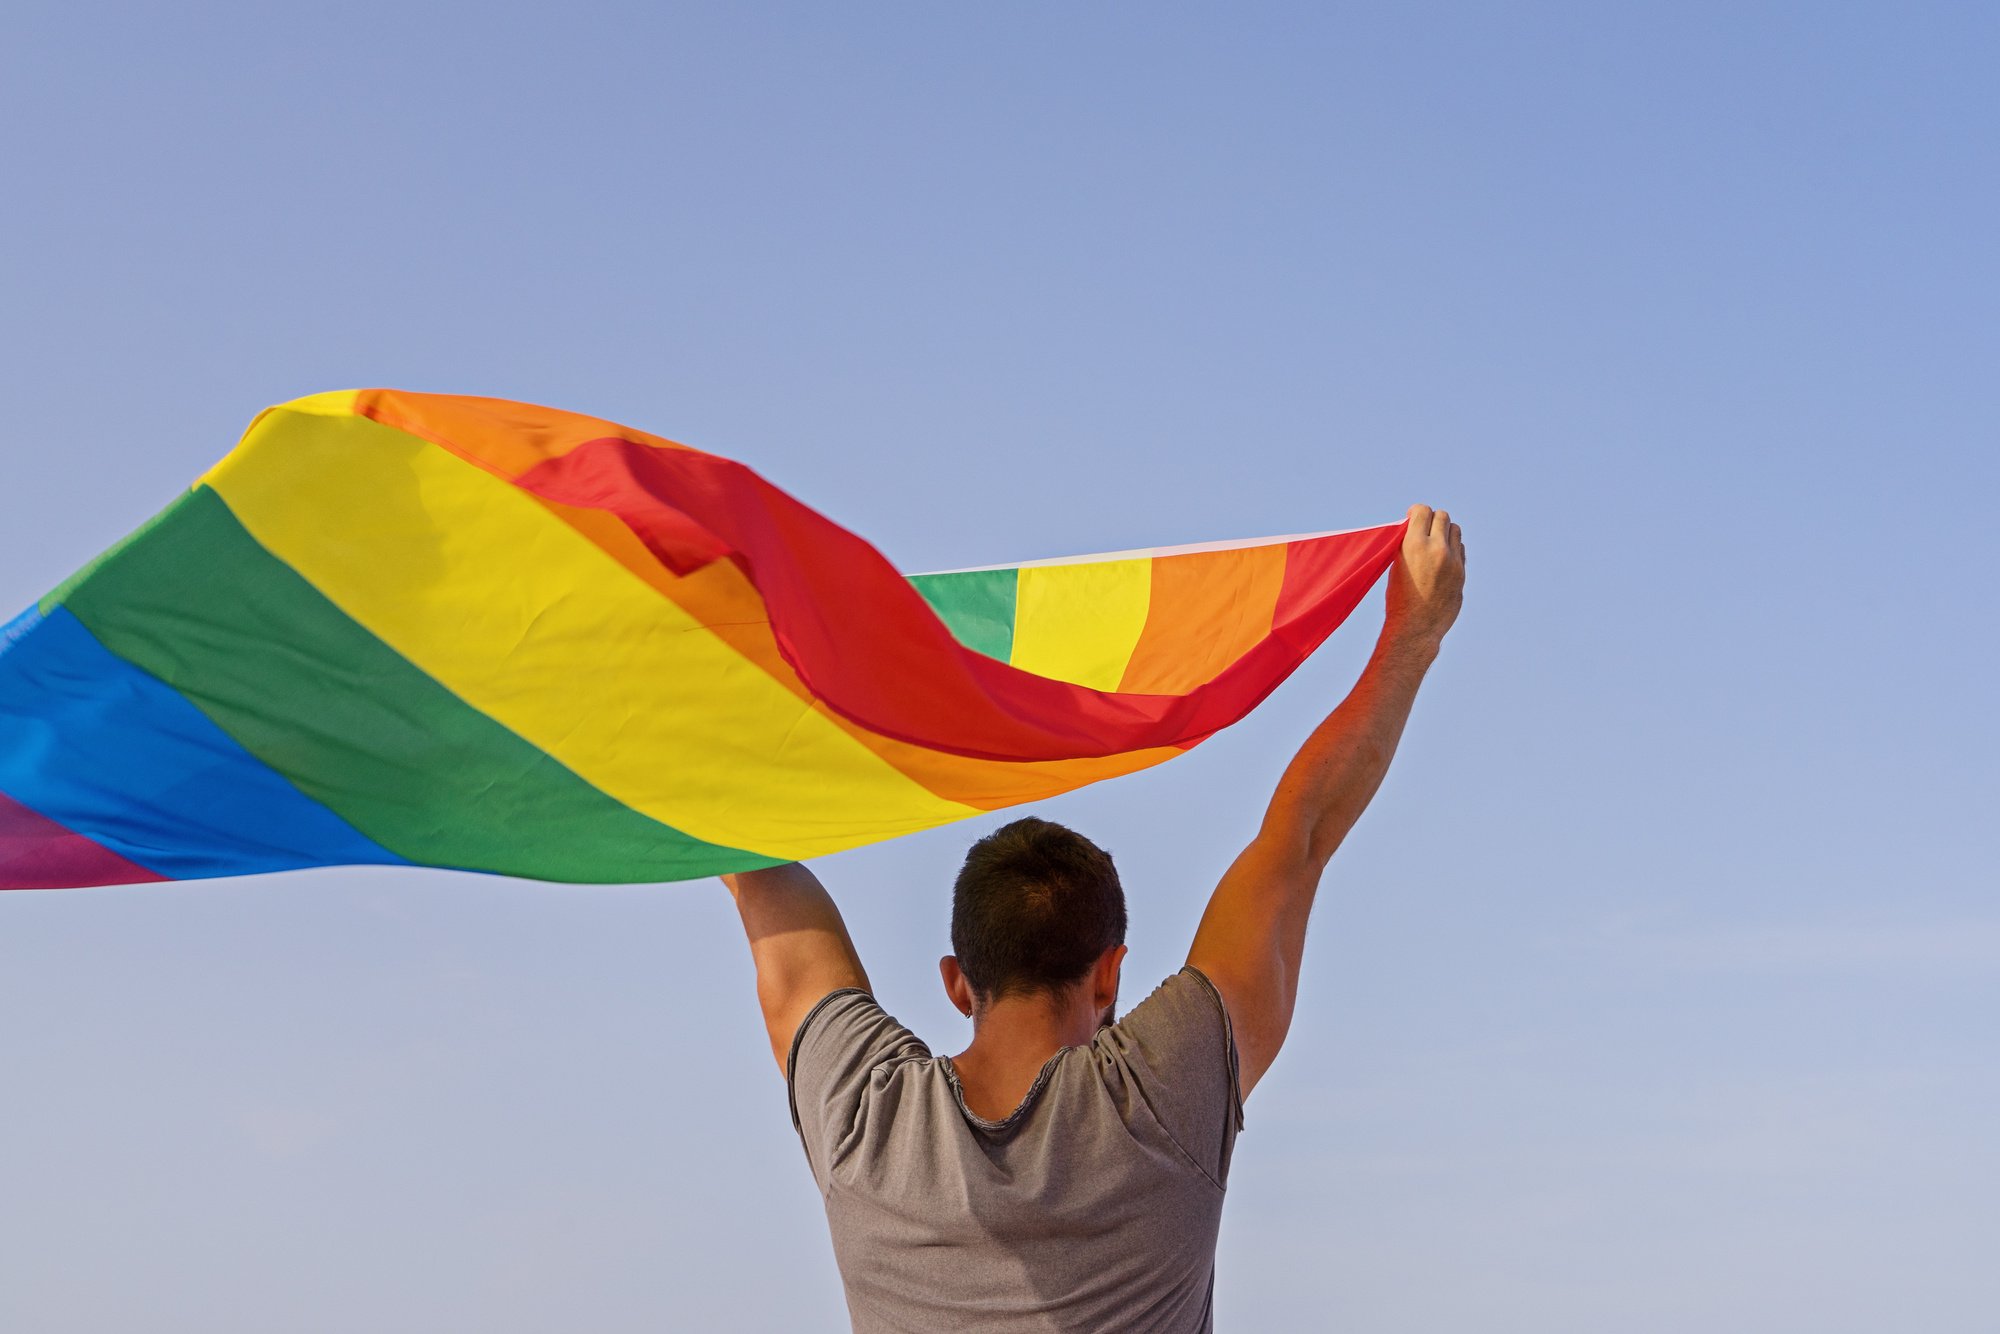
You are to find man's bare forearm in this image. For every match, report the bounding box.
[1189,618,1439,1043]
[1262,624,1438,871]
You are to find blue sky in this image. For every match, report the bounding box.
[2,3,1994,1330]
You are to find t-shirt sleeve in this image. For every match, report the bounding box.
[786,989,930,1189]
[1102,967,1246,1188]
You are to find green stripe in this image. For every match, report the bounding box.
[54,486,781,883]
[40,496,188,615]
[907,568,1018,662]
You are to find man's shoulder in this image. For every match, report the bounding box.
[1089,967,1245,1183]
[1101,968,1234,1048]
[788,990,934,1126]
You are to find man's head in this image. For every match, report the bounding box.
[940,817,1128,1024]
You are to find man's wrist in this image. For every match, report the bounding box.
[1379,614,1446,663]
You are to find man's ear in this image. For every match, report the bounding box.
[1091,944,1128,1013]
[940,955,975,1018]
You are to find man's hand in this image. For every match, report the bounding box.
[725,863,871,1075]
[1384,503,1465,653]
[1187,504,1464,1098]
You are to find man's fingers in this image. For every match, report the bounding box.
[1404,504,1465,552]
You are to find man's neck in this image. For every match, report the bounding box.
[950,989,1102,1122]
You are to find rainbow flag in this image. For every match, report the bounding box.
[0,391,1404,891]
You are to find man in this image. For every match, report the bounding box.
[726,505,1465,1332]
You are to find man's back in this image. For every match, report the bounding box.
[790,970,1243,1334]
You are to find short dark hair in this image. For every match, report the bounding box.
[950,817,1127,1001]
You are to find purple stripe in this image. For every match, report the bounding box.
[0,790,168,890]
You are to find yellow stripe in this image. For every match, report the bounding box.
[197,391,362,491]
[204,404,979,860]
[1010,560,1154,691]
[271,389,363,418]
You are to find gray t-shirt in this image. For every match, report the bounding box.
[787,967,1245,1333]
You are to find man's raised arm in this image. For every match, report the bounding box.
[1187,504,1465,1098]
[724,863,871,1074]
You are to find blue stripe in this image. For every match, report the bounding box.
[0,606,405,880]
[3,603,40,648]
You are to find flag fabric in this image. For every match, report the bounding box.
[0,391,1404,891]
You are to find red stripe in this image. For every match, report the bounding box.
[510,435,1404,763]
[1273,525,1413,647]
[0,792,169,891]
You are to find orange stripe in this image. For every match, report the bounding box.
[355,389,694,480]
[1117,544,1289,694]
